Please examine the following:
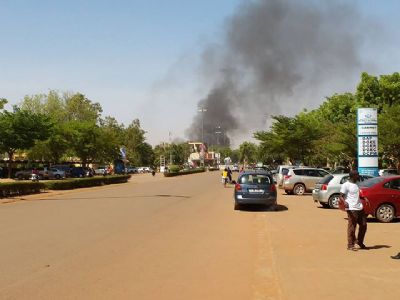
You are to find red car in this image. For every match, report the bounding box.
[359,176,400,223]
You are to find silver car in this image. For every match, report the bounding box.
[312,174,373,208]
[47,168,66,180]
[283,168,330,195]
[275,165,297,189]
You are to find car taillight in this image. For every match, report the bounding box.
[235,183,242,191]
[284,175,291,180]
[321,184,328,191]
[270,184,276,192]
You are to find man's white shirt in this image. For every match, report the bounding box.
[340,181,363,211]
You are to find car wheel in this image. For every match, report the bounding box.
[328,194,340,209]
[293,184,305,195]
[55,174,61,179]
[234,203,241,210]
[376,204,395,223]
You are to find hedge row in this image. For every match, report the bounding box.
[0,182,45,198]
[0,175,131,197]
[164,168,205,177]
[44,175,131,190]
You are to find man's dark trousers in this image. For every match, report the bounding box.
[347,210,367,247]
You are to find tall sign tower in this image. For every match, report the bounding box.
[357,108,379,176]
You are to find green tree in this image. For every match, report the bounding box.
[379,104,400,170]
[0,98,7,110]
[123,119,154,166]
[238,142,258,166]
[0,109,53,177]
[67,121,102,166]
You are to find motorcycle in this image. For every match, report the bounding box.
[30,173,40,182]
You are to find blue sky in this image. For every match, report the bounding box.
[1,0,400,145]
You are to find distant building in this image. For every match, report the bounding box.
[188,142,219,167]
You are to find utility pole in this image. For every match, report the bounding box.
[198,107,207,143]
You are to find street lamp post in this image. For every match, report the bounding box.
[215,126,222,146]
[198,107,207,143]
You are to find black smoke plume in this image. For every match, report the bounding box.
[186,0,369,146]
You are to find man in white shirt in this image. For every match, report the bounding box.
[339,170,367,251]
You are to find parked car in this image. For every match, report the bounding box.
[313,174,373,208]
[359,176,400,222]
[47,168,66,179]
[15,167,63,180]
[126,166,138,174]
[70,167,86,178]
[283,168,330,195]
[138,167,152,173]
[232,164,239,172]
[94,166,107,175]
[51,165,72,177]
[234,170,277,210]
[275,165,297,189]
[15,169,34,180]
[379,169,398,176]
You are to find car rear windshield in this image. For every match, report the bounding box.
[358,177,385,188]
[239,174,271,185]
[320,175,334,184]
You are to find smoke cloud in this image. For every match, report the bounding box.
[186,0,370,146]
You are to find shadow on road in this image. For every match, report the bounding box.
[237,204,288,212]
[365,245,391,250]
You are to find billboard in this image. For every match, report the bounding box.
[357,108,378,176]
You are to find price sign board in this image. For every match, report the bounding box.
[357,108,378,176]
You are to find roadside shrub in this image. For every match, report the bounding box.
[168,165,181,173]
[164,168,205,177]
[0,182,45,198]
[44,175,131,190]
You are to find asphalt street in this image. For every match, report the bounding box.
[1,172,400,299]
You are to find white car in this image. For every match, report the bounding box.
[94,166,107,175]
[138,167,152,173]
[232,165,239,172]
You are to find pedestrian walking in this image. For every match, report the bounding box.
[221,168,228,187]
[339,170,367,251]
[227,167,232,183]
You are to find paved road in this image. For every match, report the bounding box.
[1,172,400,299]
